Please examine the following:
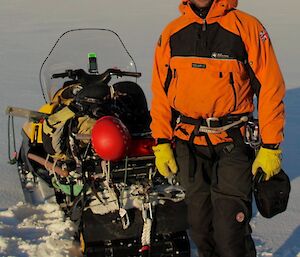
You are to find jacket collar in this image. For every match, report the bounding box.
[179,0,238,20]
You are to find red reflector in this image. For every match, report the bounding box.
[139,245,150,252]
[128,138,155,157]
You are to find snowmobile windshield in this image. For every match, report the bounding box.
[39,29,138,102]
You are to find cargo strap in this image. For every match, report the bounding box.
[175,113,250,181]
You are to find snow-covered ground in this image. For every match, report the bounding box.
[0,0,299,256]
[0,202,76,257]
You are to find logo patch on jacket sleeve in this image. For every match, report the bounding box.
[192,63,206,69]
[259,28,269,42]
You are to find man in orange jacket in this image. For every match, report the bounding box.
[150,0,285,256]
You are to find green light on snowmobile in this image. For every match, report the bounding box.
[88,52,98,73]
[88,52,97,58]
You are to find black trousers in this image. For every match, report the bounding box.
[175,139,257,257]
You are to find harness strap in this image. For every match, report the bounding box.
[177,114,249,134]
[227,126,245,146]
[185,117,217,181]
[176,113,250,181]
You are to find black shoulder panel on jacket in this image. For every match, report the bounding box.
[170,22,247,62]
[164,67,173,95]
[245,62,261,97]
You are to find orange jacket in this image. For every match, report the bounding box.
[150,0,285,145]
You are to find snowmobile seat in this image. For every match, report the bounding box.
[112,81,148,112]
[112,81,151,133]
[75,82,110,102]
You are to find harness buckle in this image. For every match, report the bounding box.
[206,117,219,128]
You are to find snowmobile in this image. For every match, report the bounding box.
[6,29,190,257]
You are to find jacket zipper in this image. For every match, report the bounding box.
[229,72,237,111]
[202,19,207,31]
[172,69,177,107]
[201,19,207,49]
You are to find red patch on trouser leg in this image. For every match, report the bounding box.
[236,212,245,223]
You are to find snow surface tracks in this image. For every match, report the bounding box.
[0,202,76,257]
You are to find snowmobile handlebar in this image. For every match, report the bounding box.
[51,68,141,82]
[52,70,73,79]
[106,69,141,78]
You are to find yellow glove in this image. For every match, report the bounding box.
[152,143,178,178]
[252,147,282,180]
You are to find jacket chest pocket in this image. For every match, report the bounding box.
[167,57,248,116]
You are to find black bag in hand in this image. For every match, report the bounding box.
[253,169,291,218]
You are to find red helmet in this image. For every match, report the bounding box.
[91,116,131,161]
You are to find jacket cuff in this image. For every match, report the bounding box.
[155,138,171,145]
[262,143,280,150]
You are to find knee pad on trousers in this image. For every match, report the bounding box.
[213,197,256,257]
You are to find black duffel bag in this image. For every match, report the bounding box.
[253,168,291,218]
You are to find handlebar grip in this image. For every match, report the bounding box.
[52,72,68,79]
[120,71,142,78]
[107,69,141,78]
